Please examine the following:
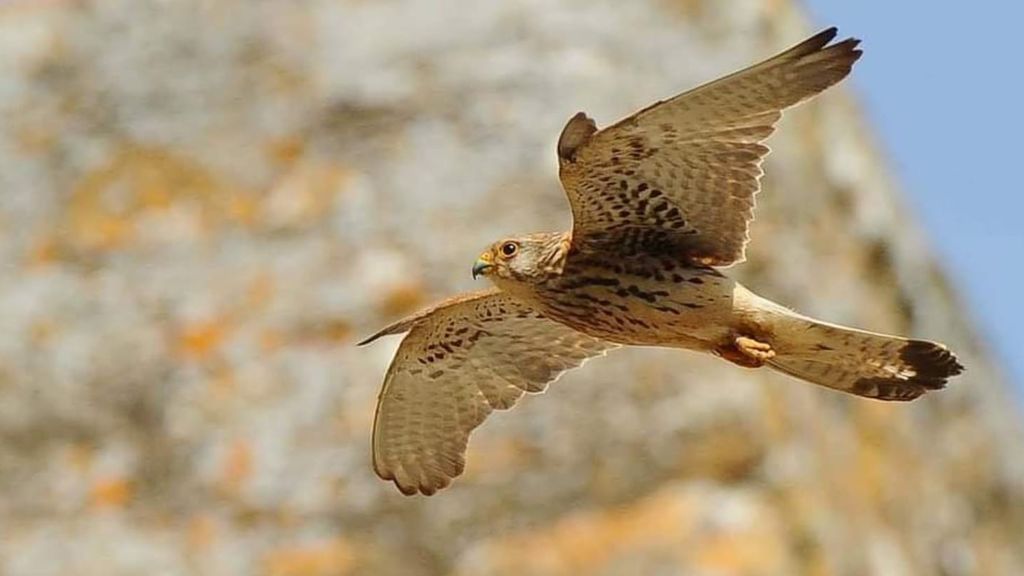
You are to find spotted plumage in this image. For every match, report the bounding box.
[360,290,614,495]
[361,28,963,496]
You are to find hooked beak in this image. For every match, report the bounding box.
[472,254,494,279]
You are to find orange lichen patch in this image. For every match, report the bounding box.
[220,439,253,494]
[378,282,424,318]
[259,328,285,353]
[227,194,262,227]
[90,477,133,509]
[187,514,218,552]
[70,213,133,251]
[294,319,352,345]
[261,161,350,229]
[693,523,785,574]
[319,320,352,343]
[459,487,791,575]
[216,434,253,494]
[25,235,62,267]
[465,488,696,575]
[268,136,306,166]
[64,145,253,252]
[177,319,230,360]
[64,145,353,243]
[262,538,355,576]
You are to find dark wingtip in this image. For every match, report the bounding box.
[901,340,965,390]
[787,27,861,69]
[357,326,403,346]
[357,320,416,346]
[851,340,964,402]
[835,37,864,60]
[802,26,839,52]
[357,333,381,346]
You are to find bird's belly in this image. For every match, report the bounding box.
[535,267,738,350]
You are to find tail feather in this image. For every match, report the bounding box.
[767,316,964,401]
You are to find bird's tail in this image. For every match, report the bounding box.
[766,312,963,401]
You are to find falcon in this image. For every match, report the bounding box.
[360,28,963,496]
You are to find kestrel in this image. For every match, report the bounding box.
[361,28,963,496]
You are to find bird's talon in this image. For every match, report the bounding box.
[718,335,775,368]
[736,336,775,360]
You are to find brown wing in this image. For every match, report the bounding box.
[558,27,862,266]
[359,289,615,496]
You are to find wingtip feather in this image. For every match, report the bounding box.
[357,331,385,346]
[796,26,839,54]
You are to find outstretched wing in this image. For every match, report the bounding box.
[359,289,615,496]
[558,27,862,266]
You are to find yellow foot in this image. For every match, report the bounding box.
[717,336,775,368]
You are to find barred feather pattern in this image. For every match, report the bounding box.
[558,27,862,266]
[362,290,614,495]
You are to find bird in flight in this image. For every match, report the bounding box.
[360,28,963,496]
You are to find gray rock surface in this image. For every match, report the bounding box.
[0,0,1021,574]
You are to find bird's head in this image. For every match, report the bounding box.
[472,232,569,285]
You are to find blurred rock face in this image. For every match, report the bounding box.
[0,0,1021,575]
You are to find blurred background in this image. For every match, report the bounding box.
[0,0,1021,575]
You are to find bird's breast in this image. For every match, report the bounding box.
[533,256,738,349]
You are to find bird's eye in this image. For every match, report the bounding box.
[500,241,519,258]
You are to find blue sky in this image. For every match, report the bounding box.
[803,1,1024,393]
